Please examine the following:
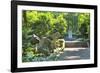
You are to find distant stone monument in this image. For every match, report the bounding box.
[68,29,72,39]
[64,13,78,41]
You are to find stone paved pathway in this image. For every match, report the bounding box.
[58,48,90,60]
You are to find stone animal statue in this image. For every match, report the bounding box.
[32,32,64,56]
[32,34,40,44]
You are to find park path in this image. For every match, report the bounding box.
[59,47,90,60]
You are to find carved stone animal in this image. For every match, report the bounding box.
[32,34,40,44]
[32,32,62,56]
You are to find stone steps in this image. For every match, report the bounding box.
[65,41,88,48]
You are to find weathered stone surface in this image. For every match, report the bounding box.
[65,41,88,48]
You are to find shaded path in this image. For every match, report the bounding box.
[58,48,90,60]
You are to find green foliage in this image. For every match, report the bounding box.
[25,11,67,37]
[23,52,60,62]
[78,13,90,39]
